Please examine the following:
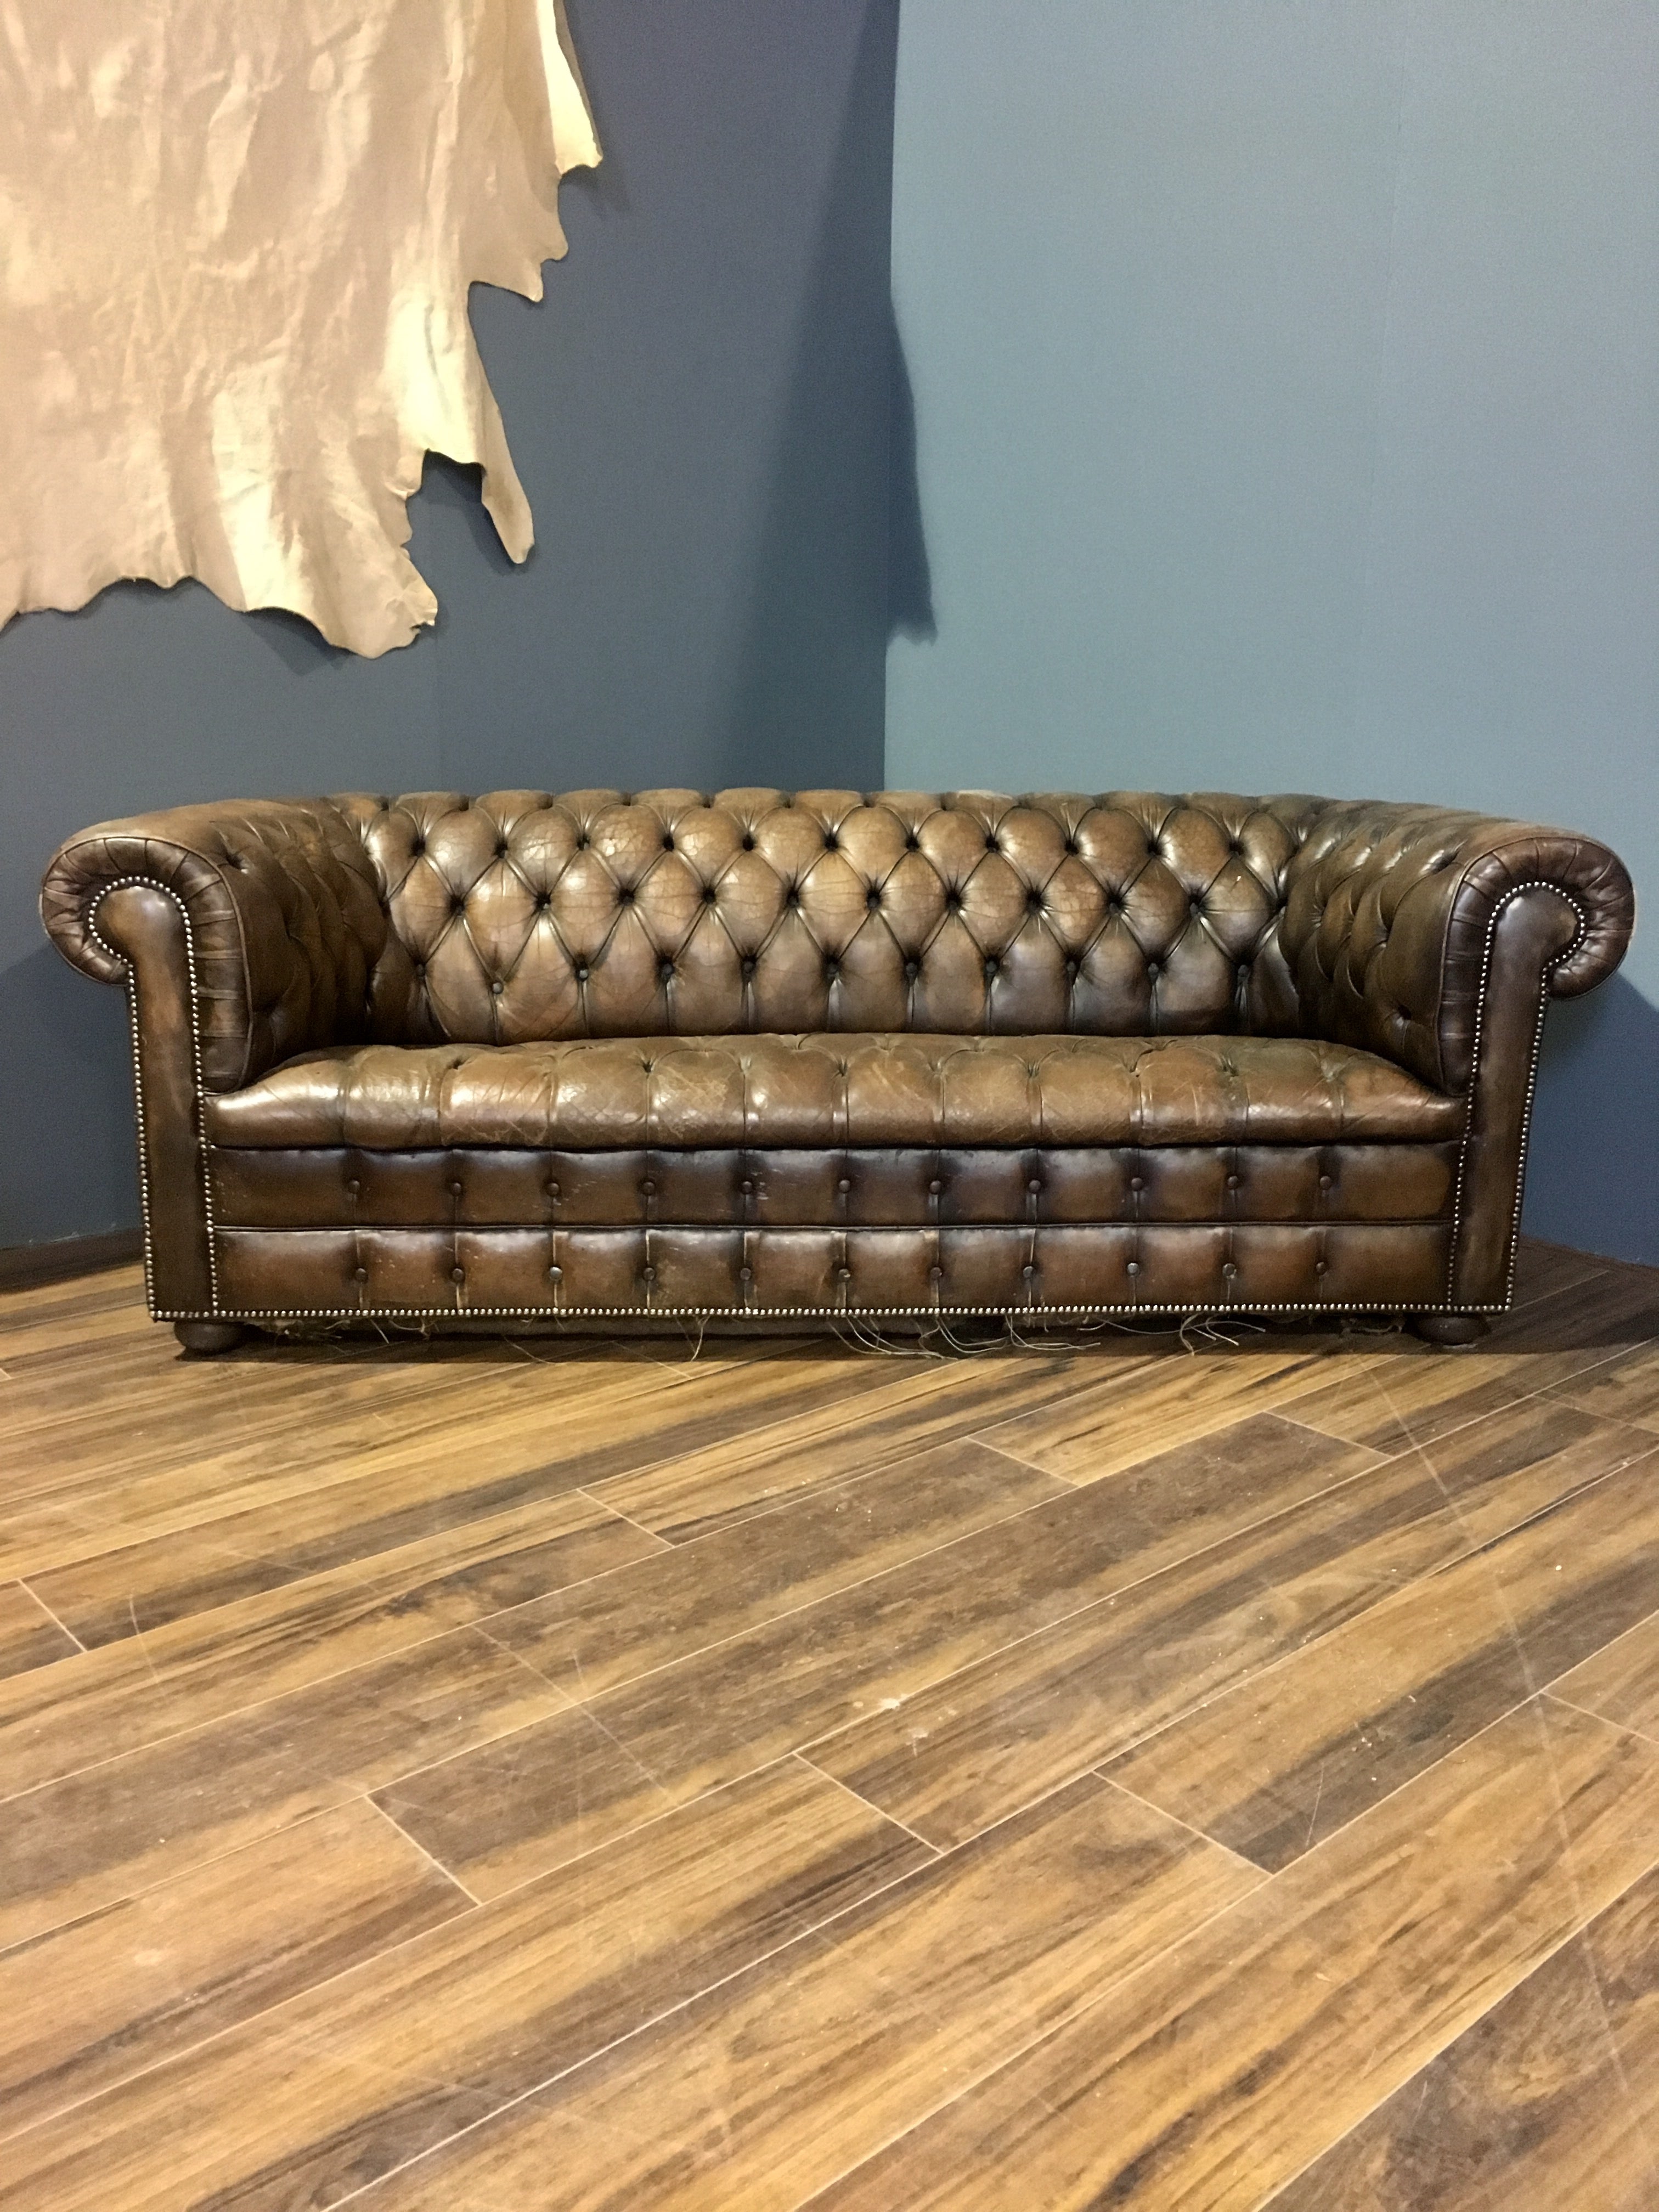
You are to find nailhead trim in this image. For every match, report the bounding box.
[98,865,1589,1334]
[1446,880,1586,1305]
[89,877,221,1314]
[154,1296,1498,1322]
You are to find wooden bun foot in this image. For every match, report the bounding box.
[173,1320,249,1356]
[1408,1312,1490,1348]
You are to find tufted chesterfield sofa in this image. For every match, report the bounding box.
[42,787,1633,1353]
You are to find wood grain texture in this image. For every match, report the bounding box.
[491,1438,1068,1702]
[805,1398,1629,1847]
[589,1348,1089,1543]
[1106,1437,1659,1868]
[1267,1860,1659,2212]
[806,1700,1659,2212]
[0,1760,931,2212]
[338,1775,1263,2212]
[375,1417,1381,1896]
[979,1334,1391,1483]
[1549,1608,1659,1742]
[0,1581,78,1677]
[1549,1338,1659,1432]
[2,1238,1656,2207]
[0,1798,467,2139]
[0,1627,565,1950]
[0,1487,656,1799]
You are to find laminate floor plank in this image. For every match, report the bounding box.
[374,1415,1380,1897]
[1105,1434,1659,1869]
[0,1760,933,2212]
[590,1347,1093,1543]
[490,1440,1068,1703]
[346,1773,1259,2212]
[808,1397,1640,1848]
[0,1380,651,1587]
[1266,1859,1659,2212]
[1,1239,1653,2211]
[0,1581,79,1677]
[0,1798,468,2141]
[979,1334,1405,1485]
[0,1487,658,1801]
[0,1344,905,1587]
[1282,1341,1635,1460]
[1549,1607,1659,1741]
[0,1628,566,1950]
[1547,1336,1659,1431]
[804,1699,1659,2212]
[26,1398,692,1647]
[1507,1237,1612,1309]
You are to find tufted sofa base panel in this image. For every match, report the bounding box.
[210,1141,1460,1232]
[211,1221,1453,1318]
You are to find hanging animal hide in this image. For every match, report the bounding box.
[0,1,600,655]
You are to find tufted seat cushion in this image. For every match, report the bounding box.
[204,1032,1463,1153]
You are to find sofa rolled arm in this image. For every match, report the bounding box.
[1276,799,1635,1095]
[41,798,391,1092]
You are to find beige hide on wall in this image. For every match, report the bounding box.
[0,1,599,656]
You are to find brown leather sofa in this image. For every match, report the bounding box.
[41,787,1633,1353]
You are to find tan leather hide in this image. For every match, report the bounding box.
[0,1,599,655]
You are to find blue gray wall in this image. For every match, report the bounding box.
[1,0,899,1251]
[887,0,1657,1261]
[8,0,1653,1266]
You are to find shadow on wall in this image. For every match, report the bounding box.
[726,0,928,786]
[1525,974,1659,1267]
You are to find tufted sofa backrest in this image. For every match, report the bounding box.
[332,788,1327,1047]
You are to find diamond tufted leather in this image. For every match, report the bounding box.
[327,788,1323,1049]
[41,786,1633,1327]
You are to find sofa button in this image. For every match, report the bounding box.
[838,1178,853,1194]
[640,1180,656,1198]
[346,1178,360,1197]
[1023,1263,1036,1279]
[354,1267,368,1283]
[451,1267,465,1284]
[490,980,504,996]
[549,1264,562,1281]
[928,1178,943,1195]
[1129,1175,1144,1193]
[642,1267,656,1282]
[838,1266,853,1282]
[1314,1259,1328,1276]
[547,1181,560,1200]
[739,1266,753,1282]
[450,1180,464,1197]
[1027,1177,1042,1194]
[1126,1260,1141,1277]
[1223,1262,1238,1278]
[1319,1173,1333,1190]
[929,1265,943,1281]
[740,1178,754,1195]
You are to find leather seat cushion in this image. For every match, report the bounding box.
[204,1032,1463,1152]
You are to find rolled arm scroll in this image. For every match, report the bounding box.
[1276,800,1634,1094]
[41,799,391,1091]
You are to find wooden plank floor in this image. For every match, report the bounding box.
[1,1240,1656,2209]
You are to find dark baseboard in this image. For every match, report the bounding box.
[0,1229,144,1293]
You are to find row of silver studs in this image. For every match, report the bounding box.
[91,860,1591,1336]
[156,1290,1489,1322]
[1446,881,1586,1305]
[88,878,221,1315]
